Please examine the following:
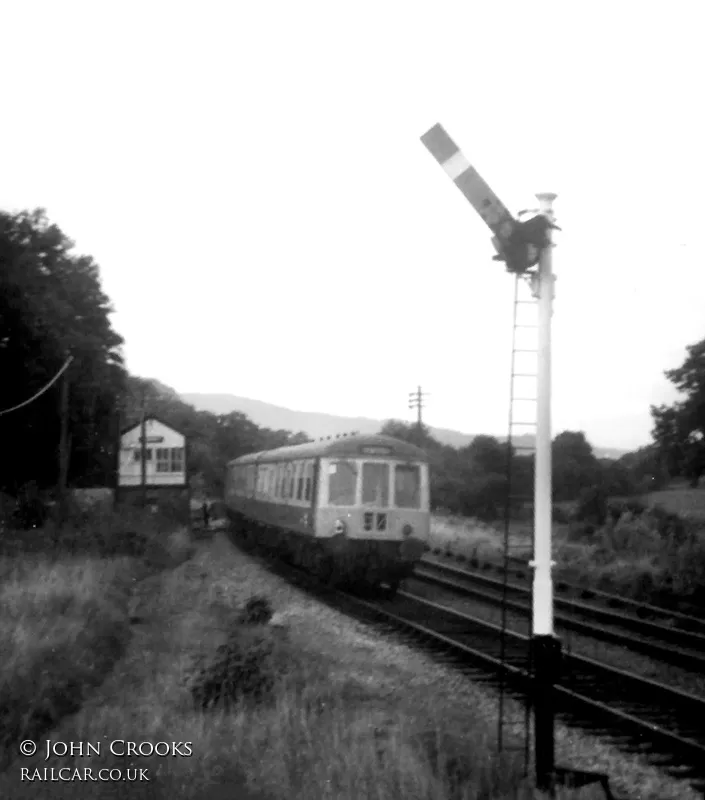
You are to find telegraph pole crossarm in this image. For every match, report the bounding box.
[420,123,615,799]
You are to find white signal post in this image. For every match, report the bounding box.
[532,192,557,637]
[529,192,561,791]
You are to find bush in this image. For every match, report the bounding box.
[190,625,282,710]
[11,496,48,530]
[606,497,647,522]
[565,522,597,541]
[457,473,507,521]
[574,486,609,526]
[239,595,274,626]
[600,512,663,555]
[643,504,689,545]
[552,504,572,523]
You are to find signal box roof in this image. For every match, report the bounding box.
[229,434,428,466]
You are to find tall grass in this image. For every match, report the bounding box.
[0,507,195,769]
[425,502,705,610]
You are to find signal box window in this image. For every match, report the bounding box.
[133,448,152,462]
[156,448,170,472]
[328,461,357,506]
[362,462,389,507]
[170,448,184,473]
[395,465,421,509]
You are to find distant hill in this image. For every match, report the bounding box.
[180,392,629,460]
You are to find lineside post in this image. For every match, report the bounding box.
[530,191,562,794]
[140,386,147,509]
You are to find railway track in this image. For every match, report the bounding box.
[425,548,705,635]
[336,586,705,795]
[227,529,705,795]
[414,557,705,672]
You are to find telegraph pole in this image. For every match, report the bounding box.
[58,366,70,521]
[530,192,561,792]
[408,386,429,441]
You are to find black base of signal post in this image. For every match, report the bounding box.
[532,634,562,793]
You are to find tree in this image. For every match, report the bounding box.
[617,445,669,492]
[379,419,436,450]
[0,208,125,495]
[461,435,506,476]
[651,338,705,487]
[552,431,601,501]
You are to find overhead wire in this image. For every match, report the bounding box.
[0,355,74,416]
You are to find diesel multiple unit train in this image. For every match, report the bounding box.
[225,433,430,594]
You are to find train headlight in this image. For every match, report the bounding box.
[402,524,413,537]
[334,519,347,535]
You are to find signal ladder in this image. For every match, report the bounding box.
[497,271,540,774]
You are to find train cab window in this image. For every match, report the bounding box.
[362,462,389,507]
[328,460,357,506]
[394,464,421,509]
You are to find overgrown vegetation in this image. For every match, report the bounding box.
[2,538,565,800]
[424,493,705,610]
[0,506,195,769]
[557,494,705,607]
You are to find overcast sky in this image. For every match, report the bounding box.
[2,1,703,451]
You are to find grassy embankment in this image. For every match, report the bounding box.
[0,506,594,800]
[0,505,195,772]
[425,485,705,610]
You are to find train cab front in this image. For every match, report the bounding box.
[318,454,430,583]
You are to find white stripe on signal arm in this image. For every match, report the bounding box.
[442,151,472,182]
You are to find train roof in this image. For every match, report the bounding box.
[228,434,428,466]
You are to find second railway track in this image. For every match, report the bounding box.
[338,585,705,794]
[415,555,705,671]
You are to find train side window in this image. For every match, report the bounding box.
[304,461,312,501]
[289,464,296,499]
[282,464,289,499]
[297,461,305,500]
